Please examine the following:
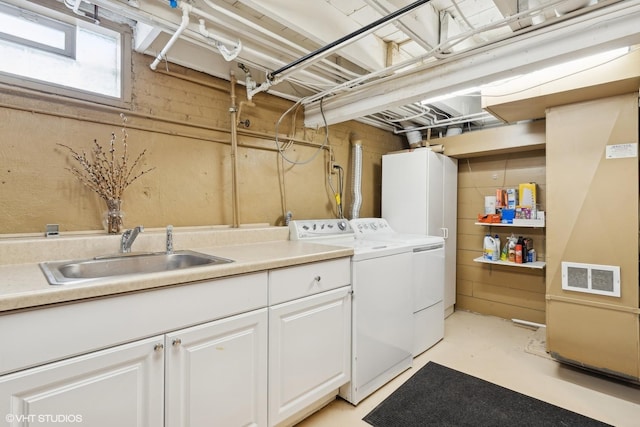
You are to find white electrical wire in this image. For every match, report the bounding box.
[273,97,330,165]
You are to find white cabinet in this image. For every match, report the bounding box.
[382,148,458,316]
[268,287,351,427]
[0,308,269,427]
[165,308,268,427]
[0,336,165,427]
[0,273,268,427]
[268,259,351,427]
[0,258,352,427]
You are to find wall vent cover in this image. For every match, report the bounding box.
[561,262,620,297]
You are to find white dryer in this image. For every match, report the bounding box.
[351,218,445,356]
[289,219,413,405]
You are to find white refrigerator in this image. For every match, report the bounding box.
[382,148,458,316]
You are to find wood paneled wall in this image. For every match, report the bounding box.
[456,150,547,324]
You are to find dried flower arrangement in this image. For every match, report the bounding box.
[58,114,155,233]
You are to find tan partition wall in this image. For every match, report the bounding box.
[545,92,639,381]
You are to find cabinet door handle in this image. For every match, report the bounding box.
[314,276,321,282]
[154,343,164,352]
[172,338,182,347]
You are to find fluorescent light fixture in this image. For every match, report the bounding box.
[421,47,630,105]
[520,46,630,85]
[420,86,480,105]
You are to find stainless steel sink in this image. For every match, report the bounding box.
[40,250,234,285]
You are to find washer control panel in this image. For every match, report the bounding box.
[288,219,354,240]
[350,218,393,238]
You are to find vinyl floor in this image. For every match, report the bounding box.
[296,310,640,427]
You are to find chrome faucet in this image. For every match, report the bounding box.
[166,225,174,254]
[121,225,144,253]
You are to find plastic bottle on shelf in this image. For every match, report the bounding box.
[492,235,501,261]
[500,242,508,261]
[515,244,523,264]
[528,248,537,263]
[508,238,516,262]
[516,236,526,263]
[483,234,495,261]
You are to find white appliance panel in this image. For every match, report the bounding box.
[288,219,414,405]
[382,149,458,315]
[414,301,444,356]
[413,246,445,311]
[381,150,429,235]
[349,252,413,402]
[349,217,446,356]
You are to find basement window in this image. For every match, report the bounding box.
[0,1,130,107]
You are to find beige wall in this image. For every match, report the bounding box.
[456,150,547,324]
[0,52,403,235]
[545,93,639,380]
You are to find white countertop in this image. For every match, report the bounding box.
[0,226,353,312]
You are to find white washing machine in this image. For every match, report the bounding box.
[350,218,445,356]
[289,219,413,405]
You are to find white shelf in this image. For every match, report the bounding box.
[473,256,546,269]
[475,220,545,228]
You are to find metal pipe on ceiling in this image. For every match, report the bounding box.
[267,0,432,81]
[91,0,347,87]
[392,111,495,133]
[198,0,362,81]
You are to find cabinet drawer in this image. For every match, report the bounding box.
[0,272,268,376]
[268,258,350,305]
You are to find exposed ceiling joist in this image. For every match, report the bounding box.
[363,0,440,51]
[236,0,388,71]
[303,0,640,127]
[26,0,640,134]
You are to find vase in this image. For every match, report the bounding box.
[105,198,124,234]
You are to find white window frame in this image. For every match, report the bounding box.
[0,0,131,108]
[0,2,76,58]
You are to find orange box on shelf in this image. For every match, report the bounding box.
[477,213,501,223]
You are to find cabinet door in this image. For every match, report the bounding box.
[426,151,444,237]
[382,149,429,234]
[0,336,164,427]
[442,155,458,313]
[165,308,268,427]
[268,286,351,427]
